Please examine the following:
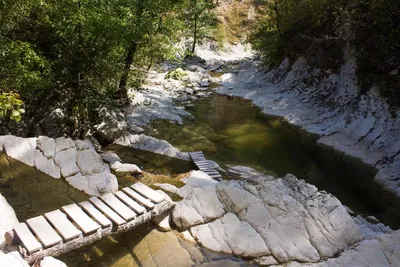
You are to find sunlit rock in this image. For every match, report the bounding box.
[0,194,18,248]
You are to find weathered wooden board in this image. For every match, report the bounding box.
[26,216,62,248]
[89,197,126,226]
[44,210,81,241]
[79,201,112,228]
[122,187,155,209]
[115,191,146,214]
[14,223,42,254]
[195,160,209,164]
[101,193,136,221]
[202,172,220,175]
[131,182,165,203]
[196,163,212,166]
[62,204,100,235]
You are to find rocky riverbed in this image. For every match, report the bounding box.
[0,44,399,266]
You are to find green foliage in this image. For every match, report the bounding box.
[0,93,25,122]
[0,0,187,133]
[165,68,188,80]
[250,0,400,106]
[183,0,219,53]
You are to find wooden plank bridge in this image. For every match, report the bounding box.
[189,151,223,181]
[5,182,174,263]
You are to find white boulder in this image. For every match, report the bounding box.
[0,252,29,267]
[0,194,18,248]
[3,136,36,166]
[37,136,56,158]
[168,168,365,264]
[110,161,142,175]
[33,150,61,178]
[41,257,67,267]
[54,148,80,177]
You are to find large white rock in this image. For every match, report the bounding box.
[115,133,190,161]
[65,173,90,194]
[55,136,76,153]
[76,149,106,175]
[37,136,56,158]
[170,168,365,264]
[3,135,36,166]
[33,150,61,178]
[0,194,19,248]
[54,148,80,177]
[191,213,270,257]
[41,256,67,267]
[172,183,225,229]
[66,172,118,196]
[0,252,29,267]
[294,230,400,267]
[85,172,118,196]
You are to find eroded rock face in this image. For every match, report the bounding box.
[164,168,365,264]
[288,230,400,267]
[217,53,400,198]
[0,135,118,196]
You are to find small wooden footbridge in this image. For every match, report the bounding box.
[5,151,222,263]
[5,182,173,263]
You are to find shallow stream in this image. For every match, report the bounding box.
[148,94,398,228]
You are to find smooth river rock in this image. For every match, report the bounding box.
[163,168,365,264]
[110,161,142,175]
[115,133,190,161]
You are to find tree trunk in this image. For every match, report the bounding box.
[116,0,144,100]
[273,0,282,37]
[191,12,198,54]
[117,41,138,99]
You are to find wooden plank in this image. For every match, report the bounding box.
[122,187,155,209]
[196,162,211,165]
[14,223,42,254]
[131,182,165,203]
[115,191,146,214]
[196,164,212,168]
[62,204,100,235]
[44,210,82,241]
[89,197,126,226]
[195,160,209,164]
[101,193,136,221]
[26,216,62,248]
[203,170,220,174]
[200,168,217,171]
[79,201,112,228]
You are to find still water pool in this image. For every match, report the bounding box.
[148,94,398,227]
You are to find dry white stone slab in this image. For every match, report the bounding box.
[169,168,365,264]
